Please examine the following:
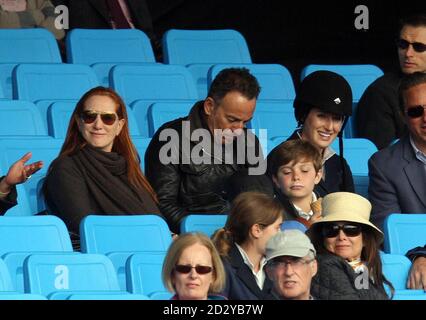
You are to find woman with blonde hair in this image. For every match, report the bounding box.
[162,232,226,300]
[212,191,283,300]
[44,87,161,247]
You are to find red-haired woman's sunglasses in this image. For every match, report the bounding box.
[80,110,118,125]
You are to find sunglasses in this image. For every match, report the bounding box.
[80,111,118,125]
[174,264,213,275]
[321,223,363,238]
[406,105,426,119]
[396,39,426,53]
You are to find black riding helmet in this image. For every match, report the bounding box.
[293,70,353,192]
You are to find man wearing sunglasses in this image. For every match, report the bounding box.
[356,13,426,150]
[369,71,426,290]
[265,230,318,300]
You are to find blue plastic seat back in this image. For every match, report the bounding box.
[0,64,16,99]
[331,138,377,176]
[163,29,252,65]
[47,101,140,138]
[131,99,195,138]
[0,258,14,291]
[80,215,172,254]
[131,137,152,172]
[67,292,149,300]
[0,29,61,63]
[186,63,214,99]
[392,290,426,300]
[0,100,46,136]
[126,252,167,295]
[384,214,426,254]
[0,137,63,214]
[0,216,72,256]
[280,221,307,233]
[13,63,99,102]
[208,64,295,100]
[0,293,47,300]
[300,64,384,101]
[111,64,198,105]
[180,214,228,237]
[66,29,155,64]
[380,252,412,290]
[23,253,120,296]
[148,101,194,137]
[353,176,369,198]
[3,251,78,293]
[249,100,297,140]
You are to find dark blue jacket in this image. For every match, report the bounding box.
[221,244,274,300]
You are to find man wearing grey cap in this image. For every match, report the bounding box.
[264,230,318,300]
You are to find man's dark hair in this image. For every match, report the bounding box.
[398,72,426,113]
[398,13,426,35]
[207,68,260,104]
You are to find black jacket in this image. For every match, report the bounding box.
[221,244,275,300]
[356,72,407,150]
[311,252,389,300]
[268,130,355,197]
[145,101,264,233]
[0,177,17,215]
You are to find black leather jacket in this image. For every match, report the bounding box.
[145,101,264,233]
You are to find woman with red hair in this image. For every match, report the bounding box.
[44,87,161,247]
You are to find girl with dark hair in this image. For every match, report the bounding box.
[44,87,160,247]
[212,191,283,300]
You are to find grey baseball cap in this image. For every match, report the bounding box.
[265,230,316,262]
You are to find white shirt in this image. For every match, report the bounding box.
[293,192,318,220]
[235,243,267,290]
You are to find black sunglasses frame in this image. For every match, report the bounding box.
[406,105,426,119]
[396,39,426,53]
[174,264,213,275]
[80,111,118,125]
[321,223,363,238]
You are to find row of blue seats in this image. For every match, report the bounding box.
[0,214,424,299]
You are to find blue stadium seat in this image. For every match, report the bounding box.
[0,100,46,136]
[66,29,156,87]
[47,101,141,138]
[66,29,155,65]
[391,290,426,300]
[384,214,426,255]
[126,252,169,298]
[23,253,121,298]
[0,293,47,300]
[132,99,196,138]
[331,138,377,197]
[110,64,198,106]
[163,29,251,98]
[0,137,63,215]
[131,137,151,172]
[12,63,100,125]
[301,64,384,138]
[0,215,73,292]
[80,215,172,291]
[249,100,297,141]
[147,101,194,137]
[180,215,228,237]
[67,293,150,300]
[0,29,61,99]
[163,29,251,65]
[0,258,14,291]
[280,221,307,233]
[208,64,295,100]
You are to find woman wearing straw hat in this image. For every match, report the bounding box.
[308,192,394,300]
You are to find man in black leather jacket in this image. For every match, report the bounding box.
[145,68,265,233]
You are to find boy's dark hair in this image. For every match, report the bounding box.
[269,140,322,177]
[207,68,260,104]
[398,72,426,114]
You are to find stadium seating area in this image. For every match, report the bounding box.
[0,28,424,300]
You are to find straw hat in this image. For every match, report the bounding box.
[310,192,383,242]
